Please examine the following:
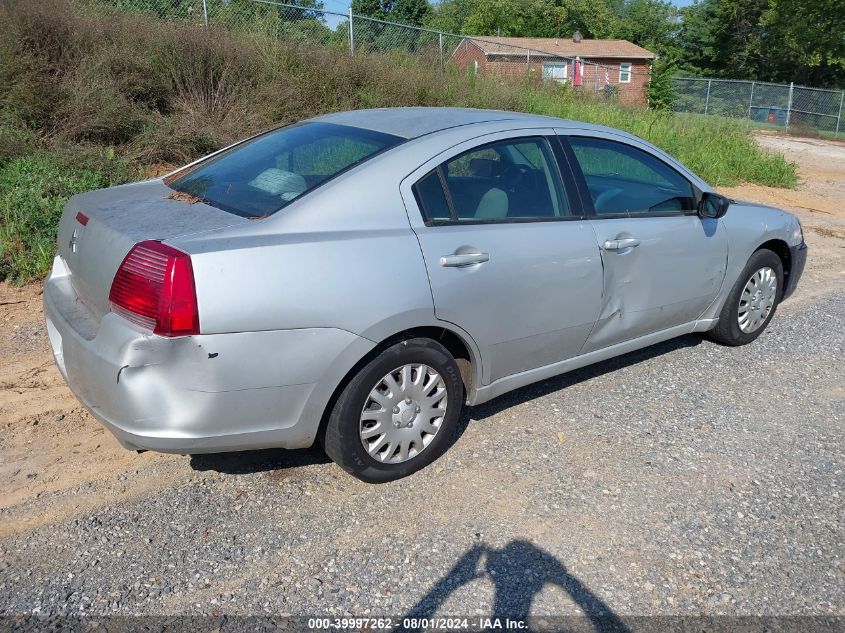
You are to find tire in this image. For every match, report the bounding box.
[323,337,463,483]
[710,249,783,346]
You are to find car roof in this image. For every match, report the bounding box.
[309,107,629,140]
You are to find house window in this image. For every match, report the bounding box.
[619,62,632,83]
[542,62,568,83]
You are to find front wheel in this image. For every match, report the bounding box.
[710,249,783,346]
[323,338,463,483]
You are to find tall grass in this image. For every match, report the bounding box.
[0,153,139,283]
[0,0,797,283]
[523,96,797,188]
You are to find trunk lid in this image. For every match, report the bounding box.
[57,179,246,321]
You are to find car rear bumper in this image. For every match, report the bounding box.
[783,241,807,301]
[44,257,371,454]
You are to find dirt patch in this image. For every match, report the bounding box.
[719,133,845,310]
[722,134,845,224]
[808,226,845,240]
[0,283,180,536]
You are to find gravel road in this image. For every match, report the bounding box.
[1,134,844,621]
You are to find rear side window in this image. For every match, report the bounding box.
[167,122,403,218]
[413,137,571,223]
[413,171,451,221]
[567,136,696,215]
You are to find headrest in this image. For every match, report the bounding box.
[469,158,498,178]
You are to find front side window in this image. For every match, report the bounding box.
[413,137,570,223]
[619,62,632,83]
[568,136,696,215]
[167,122,403,218]
[543,62,568,82]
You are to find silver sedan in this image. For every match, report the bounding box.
[44,108,807,482]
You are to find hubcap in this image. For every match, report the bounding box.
[359,364,448,464]
[737,266,777,333]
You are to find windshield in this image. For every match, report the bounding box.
[167,122,404,218]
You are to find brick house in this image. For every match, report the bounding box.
[451,35,655,106]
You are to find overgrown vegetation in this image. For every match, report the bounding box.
[0,0,797,284]
[0,155,138,283]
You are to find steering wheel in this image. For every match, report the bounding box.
[496,164,532,193]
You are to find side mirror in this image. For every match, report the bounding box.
[698,192,731,219]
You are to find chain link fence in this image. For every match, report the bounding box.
[92,0,652,104]
[673,77,845,137]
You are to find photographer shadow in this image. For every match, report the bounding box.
[397,540,629,633]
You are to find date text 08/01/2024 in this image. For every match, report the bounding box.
[307,617,528,630]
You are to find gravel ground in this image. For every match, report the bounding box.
[1,288,843,619]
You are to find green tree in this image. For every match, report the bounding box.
[424,0,639,39]
[647,56,677,109]
[422,0,465,32]
[461,0,529,35]
[352,0,431,26]
[351,0,385,20]
[425,0,581,37]
[616,0,679,56]
[678,0,769,79]
[759,0,845,87]
[679,0,844,88]
[560,0,620,38]
[391,0,431,26]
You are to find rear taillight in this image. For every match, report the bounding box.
[108,240,199,336]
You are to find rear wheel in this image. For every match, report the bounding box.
[323,338,463,483]
[710,249,783,346]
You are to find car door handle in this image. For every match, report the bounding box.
[602,238,641,251]
[440,252,490,267]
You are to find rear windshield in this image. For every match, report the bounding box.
[167,122,403,218]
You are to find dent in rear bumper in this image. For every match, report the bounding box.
[783,241,807,300]
[44,278,373,453]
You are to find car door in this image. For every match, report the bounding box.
[559,132,728,353]
[399,131,603,385]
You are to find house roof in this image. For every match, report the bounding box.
[468,36,655,60]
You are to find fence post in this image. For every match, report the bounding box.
[201,0,208,27]
[746,81,755,127]
[439,32,444,74]
[786,81,794,129]
[704,78,712,115]
[527,50,530,74]
[836,90,844,136]
[348,8,354,57]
